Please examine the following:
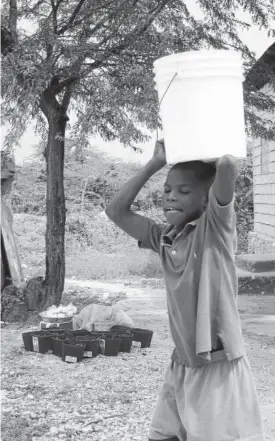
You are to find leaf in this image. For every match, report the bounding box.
[2,0,274,147]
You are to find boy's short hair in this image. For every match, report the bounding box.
[171,161,216,185]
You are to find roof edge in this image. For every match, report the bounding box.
[244,42,275,90]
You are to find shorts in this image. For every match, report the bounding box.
[149,355,264,441]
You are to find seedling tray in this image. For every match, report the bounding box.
[130,328,153,348]
[22,331,43,351]
[110,325,132,334]
[71,330,94,337]
[22,330,65,352]
[30,333,52,354]
[74,335,100,357]
[22,330,62,351]
[52,337,66,357]
[109,330,134,353]
[95,334,121,356]
[62,342,85,363]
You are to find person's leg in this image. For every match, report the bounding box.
[175,356,264,441]
[148,360,187,441]
[1,234,11,292]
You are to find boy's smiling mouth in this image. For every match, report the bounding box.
[164,208,183,213]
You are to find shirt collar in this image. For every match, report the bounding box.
[187,219,198,227]
[162,218,199,246]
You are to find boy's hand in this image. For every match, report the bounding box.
[152,139,167,168]
[216,154,238,168]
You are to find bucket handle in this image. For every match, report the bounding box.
[156,72,177,141]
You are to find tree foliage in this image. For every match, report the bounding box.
[2,0,274,149]
[235,148,254,253]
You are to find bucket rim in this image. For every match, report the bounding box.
[154,71,244,83]
[154,49,242,67]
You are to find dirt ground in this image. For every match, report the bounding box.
[1,278,275,441]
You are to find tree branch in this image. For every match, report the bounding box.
[39,94,50,119]
[28,0,46,15]
[50,0,58,33]
[95,4,133,49]
[56,0,168,89]
[61,84,72,110]
[52,54,85,94]
[56,0,116,34]
[52,76,78,94]
[39,87,70,122]
[82,0,129,40]
[2,0,18,54]
[57,0,87,35]
[9,0,18,41]
[90,0,169,64]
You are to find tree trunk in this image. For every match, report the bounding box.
[44,113,67,307]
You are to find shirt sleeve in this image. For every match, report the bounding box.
[137,218,166,254]
[206,186,237,253]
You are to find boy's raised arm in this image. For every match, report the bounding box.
[212,154,239,207]
[105,140,166,242]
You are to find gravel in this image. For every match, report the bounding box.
[2,281,275,441]
[1,336,172,441]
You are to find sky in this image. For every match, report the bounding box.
[1,1,274,165]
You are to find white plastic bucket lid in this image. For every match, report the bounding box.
[153,49,244,80]
[154,49,242,66]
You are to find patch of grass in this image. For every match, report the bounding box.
[66,249,162,280]
[64,289,127,310]
[13,214,46,278]
[1,415,38,441]
[14,212,163,281]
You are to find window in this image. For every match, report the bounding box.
[261,138,270,174]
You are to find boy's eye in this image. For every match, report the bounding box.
[180,190,191,194]
[164,188,170,193]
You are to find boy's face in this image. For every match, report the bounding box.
[162,167,207,229]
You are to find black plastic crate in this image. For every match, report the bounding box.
[22,329,66,351]
[36,335,54,353]
[110,325,132,334]
[74,335,100,358]
[109,330,133,353]
[52,337,65,357]
[130,328,153,348]
[22,331,43,351]
[72,330,94,337]
[22,329,69,356]
[62,342,85,363]
[97,335,121,356]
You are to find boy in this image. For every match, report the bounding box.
[105,139,264,441]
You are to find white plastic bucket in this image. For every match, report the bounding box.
[153,50,247,165]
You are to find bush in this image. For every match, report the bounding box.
[66,217,92,247]
[234,152,254,254]
[85,177,114,202]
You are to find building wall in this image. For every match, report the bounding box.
[249,83,275,254]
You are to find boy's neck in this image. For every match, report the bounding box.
[175,216,199,235]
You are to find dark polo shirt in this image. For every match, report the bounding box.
[138,186,245,367]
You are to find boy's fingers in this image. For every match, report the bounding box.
[156,139,165,148]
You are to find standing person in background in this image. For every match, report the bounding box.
[1,150,16,222]
[1,150,23,291]
[105,139,264,441]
